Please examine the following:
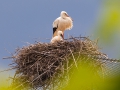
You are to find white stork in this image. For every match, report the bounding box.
[51,31,64,43]
[53,11,73,38]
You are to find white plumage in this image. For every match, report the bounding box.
[53,11,73,38]
[51,31,64,43]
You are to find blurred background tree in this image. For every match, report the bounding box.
[92,0,120,58]
[95,0,120,42]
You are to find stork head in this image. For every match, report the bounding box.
[57,31,64,39]
[61,11,69,18]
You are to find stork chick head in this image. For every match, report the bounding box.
[57,31,64,39]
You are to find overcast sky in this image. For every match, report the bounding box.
[0,0,103,69]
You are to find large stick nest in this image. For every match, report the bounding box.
[10,37,109,90]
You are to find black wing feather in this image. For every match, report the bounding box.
[53,27,57,34]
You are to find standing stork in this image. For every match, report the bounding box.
[53,11,73,38]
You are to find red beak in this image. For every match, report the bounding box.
[62,33,64,39]
[61,33,64,39]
